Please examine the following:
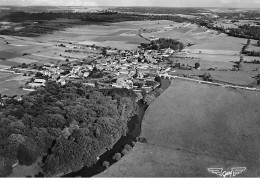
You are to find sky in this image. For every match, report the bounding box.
[0,0,260,8]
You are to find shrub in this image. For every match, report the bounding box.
[144,94,155,105]
[195,62,200,69]
[17,143,38,166]
[112,153,121,161]
[157,88,163,94]
[102,161,109,168]
[202,72,213,82]
[121,149,128,155]
[137,137,148,143]
[124,144,132,151]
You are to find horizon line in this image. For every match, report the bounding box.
[0,5,260,9]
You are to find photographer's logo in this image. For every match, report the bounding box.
[207,167,246,177]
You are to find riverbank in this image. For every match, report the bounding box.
[96,79,260,177]
[61,78,170,177]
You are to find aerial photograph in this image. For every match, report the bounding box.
[0,0,260,180]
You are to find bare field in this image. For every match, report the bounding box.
[97,80,260,177]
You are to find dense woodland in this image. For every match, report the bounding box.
[228,24,260,40]
[140,38,185,51]
[0,82,137,176]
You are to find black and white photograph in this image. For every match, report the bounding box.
[0,0,260,181]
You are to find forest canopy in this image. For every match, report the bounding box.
[140,38,185,51]
[0,81,137,176]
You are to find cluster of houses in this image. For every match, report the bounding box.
[9,43,188,96]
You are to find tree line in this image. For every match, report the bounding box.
[140,38,185,51]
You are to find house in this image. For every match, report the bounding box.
[28,82,44,89]
[83,72,90,78]
[119,69,129,75]
[83,83,95,87]
[114,76,134,89]
[58,78,66,86]
[34,79,46,84]
[27,79,47,88]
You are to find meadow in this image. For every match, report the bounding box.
[0,71,30,96]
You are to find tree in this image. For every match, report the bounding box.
[141,89,147,98]
[124,144,132,151]
[112,153,121,161]
[102,47,107,56]
[144,94,155,105]
[194,62,201,69]
[17,138,38,166]
[154,75,161,83]
[102,161,109,168]
[240,55,244,63]
[202,72,213,82]
[238,62,244,71]
[0,157,13,177]
[247,39,251,45]
[157,88,163,94]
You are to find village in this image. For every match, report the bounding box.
[1,42,187,98]
[1,36,259,104]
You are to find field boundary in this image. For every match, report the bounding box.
[159,74,260,92]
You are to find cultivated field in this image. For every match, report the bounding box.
[141,22,259,70]
[0,20,155,67]
[97,80,260,177]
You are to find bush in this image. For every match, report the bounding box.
[0,157,13,177]
[202,72,213,82]
[124,144,132,151]
[112,153,121,161]
[102,161,109,168]
[137,137,148,143]
[195,62,200,69]
[17,143,38,166]
[144,94,156,105]
[157,88,163,94]
[121,149,128,155]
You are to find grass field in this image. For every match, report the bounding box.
[141,22,253,70]
[0,71,30,96]
[8,157,42,177]
[97,80,260,177]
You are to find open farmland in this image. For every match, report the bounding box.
[38,21,150,50]
[97,80,260,177]
[0,20,155,67]
[141,22,256,70]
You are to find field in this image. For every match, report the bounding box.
[0,71,30,96]
[97,80,260,177]
[0,20,156,68]
[141,21,260,70]
[0,20,258,70]
[214,19,260,29]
